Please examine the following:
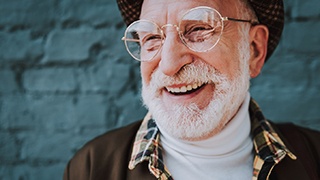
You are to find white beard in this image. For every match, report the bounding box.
[141,31,251,141]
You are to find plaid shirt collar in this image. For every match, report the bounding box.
[128,99,296,180]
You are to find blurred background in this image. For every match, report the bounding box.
[0,0,319,179]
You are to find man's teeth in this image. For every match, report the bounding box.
[166,83,204,93]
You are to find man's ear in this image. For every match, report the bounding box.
[249,25,269,78]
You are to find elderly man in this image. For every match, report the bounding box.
[64,0,320,179]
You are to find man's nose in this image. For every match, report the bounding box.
[158,32,193,76]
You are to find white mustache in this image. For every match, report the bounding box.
[148,61,228,92]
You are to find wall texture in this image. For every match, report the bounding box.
[0,0,319,179]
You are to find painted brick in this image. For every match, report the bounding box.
[282,20,320,54]
[0,163,65,180]
[289,0,320,18]
[252,88,320,127]
[26,95,77,130]
[0,31,43,61]
[23,68,76,92]
[74,94,109,127]
[59,1,122,27]
[1,95,76,130]
[114,91,147,127]
[43,29,106,62]
[0,70,19,93]
[0,95,39,130]
[251,55,309,92]
[77,61,131,93]
[310,59,320,88]
[0,131,19,163]
[18,131,78,161]
[0,0,57,26]
[0,94,114,131]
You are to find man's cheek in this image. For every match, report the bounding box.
[140,70,152,86]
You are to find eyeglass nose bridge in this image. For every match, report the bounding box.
[159,23,185,49]
[160,24,179,31]
[160,23,180,38]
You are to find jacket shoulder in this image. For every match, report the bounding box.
[273,122,320,154]
[80,120,142,152]
[271,122,320,179]
[64,120,143,180]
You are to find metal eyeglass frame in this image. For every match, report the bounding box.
[121,6,259,62]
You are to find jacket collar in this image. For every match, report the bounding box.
[128,99,296,180]
[249,99,297,179]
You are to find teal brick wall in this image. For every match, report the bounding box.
[0,0,319,179]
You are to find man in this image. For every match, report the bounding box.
[64,0,320,179]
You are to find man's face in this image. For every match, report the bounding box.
[140,0,253,140]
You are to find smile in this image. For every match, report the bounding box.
[165,82,206,95]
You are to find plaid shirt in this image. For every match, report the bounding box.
[128,99,297,180]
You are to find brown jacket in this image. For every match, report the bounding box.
[63,120,320,180]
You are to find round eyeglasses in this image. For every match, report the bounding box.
[121,6,259,62]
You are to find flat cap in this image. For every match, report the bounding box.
[116,0,284,60]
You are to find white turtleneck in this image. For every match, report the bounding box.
[158,93,253,180]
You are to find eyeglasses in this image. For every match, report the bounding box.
[121,6,259,62]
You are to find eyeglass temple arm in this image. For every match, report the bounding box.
[121,37,140,42]
[222,17,260,25]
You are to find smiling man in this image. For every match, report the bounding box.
[63,0,320,179]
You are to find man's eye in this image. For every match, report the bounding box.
[185,24,212,34]
[141,34,162,51]
[184,25,215,42]
[142,34,162,42]
[188,26,208,32]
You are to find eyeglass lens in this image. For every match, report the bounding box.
[123,7,224,61]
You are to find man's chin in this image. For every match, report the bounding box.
[148,98,222,140]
